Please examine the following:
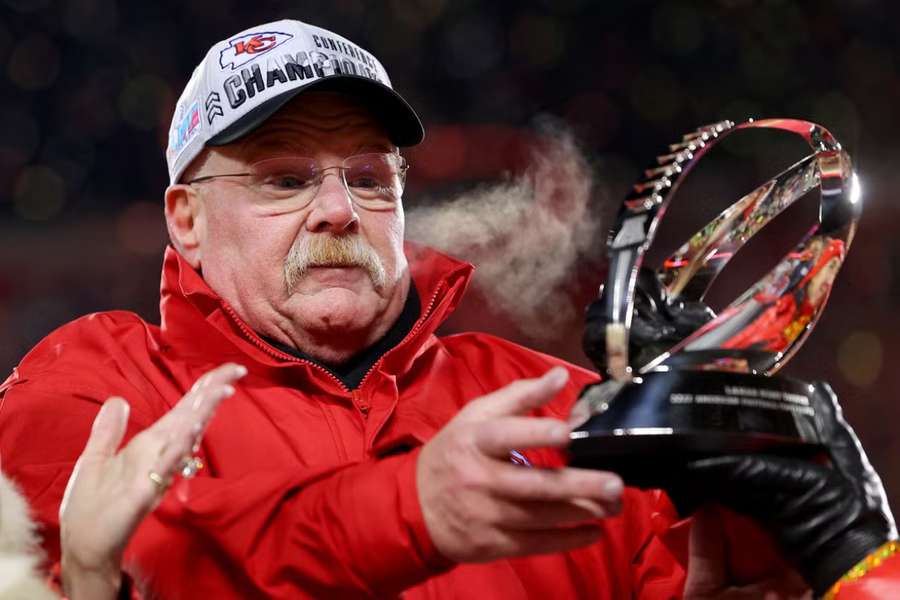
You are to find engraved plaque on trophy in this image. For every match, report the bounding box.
[568,119,861,488]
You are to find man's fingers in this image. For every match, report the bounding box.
[154,363,247,436]
[487,461,624,505]
[126,363,246,479]
[497,524,603,559]
[475,416,571,456]
[466,368,569,420]
[183,362,247,425]
[181,362,248,417]
[188,362,248,393]
[489,497,613,530]
[81,397,130,458]
[156,363,246,461]
[156,385,236,469]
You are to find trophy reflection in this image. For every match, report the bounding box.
[568,119,861,488]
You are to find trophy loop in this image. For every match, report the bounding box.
[603,119,860,378]
[570,119,862,485]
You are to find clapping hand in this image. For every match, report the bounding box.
[59,363,247,600]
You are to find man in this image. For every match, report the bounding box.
[0,19,682,599]
[0,18,896,599]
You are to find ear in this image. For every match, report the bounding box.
[164,184,205,269]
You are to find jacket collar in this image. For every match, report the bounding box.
[158,242,474,380]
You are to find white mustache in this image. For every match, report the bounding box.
[284,234,387,293]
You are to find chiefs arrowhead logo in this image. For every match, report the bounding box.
[219,31,293,70]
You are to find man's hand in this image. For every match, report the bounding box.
[684,507,811,600]
[59,363,247,600]
[416,368,624,563]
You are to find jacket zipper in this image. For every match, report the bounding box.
[354,282,445,389]
[352,390,370,417]
[220,282,445,404]
[220,302,351,392]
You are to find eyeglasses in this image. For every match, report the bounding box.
[185,152,408,212]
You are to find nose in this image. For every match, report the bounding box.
[305,170,359,234]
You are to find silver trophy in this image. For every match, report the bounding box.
[569,119,861,487]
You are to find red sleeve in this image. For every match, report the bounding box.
[0,377,453,599]
[132,448,453,599]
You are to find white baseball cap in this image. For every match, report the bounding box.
[165,19,424,184]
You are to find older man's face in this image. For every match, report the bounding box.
[178,92,410,364]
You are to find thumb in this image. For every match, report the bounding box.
[81,397,130,458]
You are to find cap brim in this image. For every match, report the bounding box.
[206,75,424,148]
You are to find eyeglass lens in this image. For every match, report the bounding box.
[248,153,405,211]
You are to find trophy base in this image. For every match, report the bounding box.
[568,370,823,489]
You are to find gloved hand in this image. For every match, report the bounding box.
[681,382,897,596]
[582,266,715,373]
[581,267,898,596]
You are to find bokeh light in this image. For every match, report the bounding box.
[837,331,883,388]
[509,13,566,68]
[41,135,96,192]
[7,33,60,90]
[118,75,174,131]
[13,165,66,221]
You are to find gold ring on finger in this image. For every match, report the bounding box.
[148,470,170,491]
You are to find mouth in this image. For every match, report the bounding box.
[301,264,366,284]
[308,263,361,270]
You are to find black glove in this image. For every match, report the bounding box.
[582,267,897,595]
[681,382,897,596]
[582,267,715,373]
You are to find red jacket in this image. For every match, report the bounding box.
[0,244,690,598]
[3,244,897,598]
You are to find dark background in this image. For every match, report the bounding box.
[2,0,899,505]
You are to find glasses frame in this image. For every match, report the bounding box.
[183,152,409,207]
